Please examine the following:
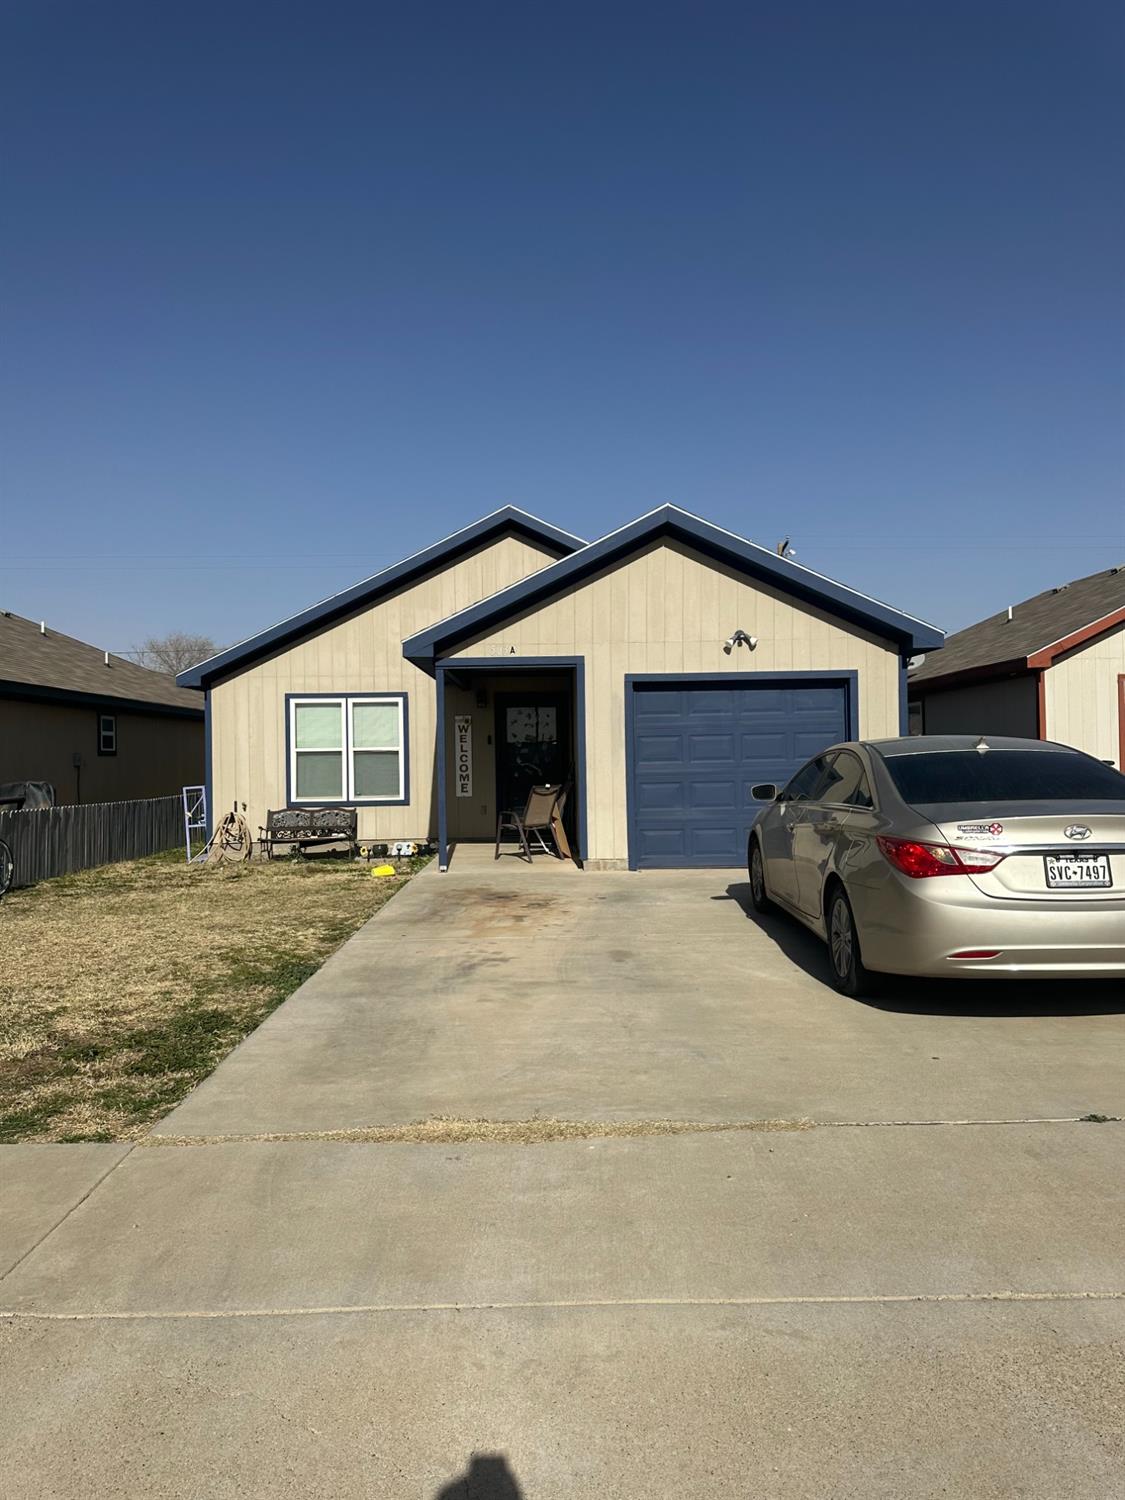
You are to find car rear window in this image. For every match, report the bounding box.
[881,750,1125,804]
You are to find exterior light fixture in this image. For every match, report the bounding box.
[723,630,758,655]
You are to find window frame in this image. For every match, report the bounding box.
[286,692,409,807]
[96,712,117,756]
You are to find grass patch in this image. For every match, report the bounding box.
[0,850,427,1142]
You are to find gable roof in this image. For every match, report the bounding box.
[1,612,203,716]
[403,504,944,670]
[178,507,585,689]
[911,564,1125,687]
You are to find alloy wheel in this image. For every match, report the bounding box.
[830,897,853,978]
[751,847,764,903]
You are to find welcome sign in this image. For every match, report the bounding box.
[454,715,472,797]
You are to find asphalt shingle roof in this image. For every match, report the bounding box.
[0,611,203,712]
[911,565,1125,684]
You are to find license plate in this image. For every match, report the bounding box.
[1044,852,1112,889]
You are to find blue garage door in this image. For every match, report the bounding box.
[628,679,850,868]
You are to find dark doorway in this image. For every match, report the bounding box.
[495,690,570,823]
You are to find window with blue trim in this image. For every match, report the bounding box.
[288,696,406,803]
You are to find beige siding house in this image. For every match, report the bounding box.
[910,565,1125,770]
[183,506,942,870]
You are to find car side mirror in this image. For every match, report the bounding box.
[751,783,779,802]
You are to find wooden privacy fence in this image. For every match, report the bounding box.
[0,796,183,889]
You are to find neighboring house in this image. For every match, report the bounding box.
[909,565,1125,769]
[179,505,942,870]
[1,612,204,804]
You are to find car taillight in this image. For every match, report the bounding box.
[876,836,1006,878]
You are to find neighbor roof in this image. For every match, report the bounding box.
[403,504,945,670]
[0,612,203,715]
[178,507,586,688]
[910,565,1125,687]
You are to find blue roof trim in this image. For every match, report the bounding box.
[177,508,585,688]
[402,505,945,671]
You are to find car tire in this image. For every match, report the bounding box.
[826,886,879,998]
[748,837,772,914]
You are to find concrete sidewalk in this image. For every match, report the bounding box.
[2,1123,1124,1497]
[4,1125,1125,1315]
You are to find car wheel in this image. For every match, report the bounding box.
[748,838,772,914]
[826,887,879,998]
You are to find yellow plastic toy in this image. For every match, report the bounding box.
[370,864,397,878]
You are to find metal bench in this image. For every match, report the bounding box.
[259,806,358,860]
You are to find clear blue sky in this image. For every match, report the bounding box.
[2,1,1122,657]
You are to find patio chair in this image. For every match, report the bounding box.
[495,783,565,862]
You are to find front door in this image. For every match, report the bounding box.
[495,692,570,817]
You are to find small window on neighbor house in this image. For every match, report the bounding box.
[288,695,406,803]
[97,713,117,755]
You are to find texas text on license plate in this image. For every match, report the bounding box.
[1044,852,1112,889]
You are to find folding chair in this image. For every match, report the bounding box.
[495,783,564,862]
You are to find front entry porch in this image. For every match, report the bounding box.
[435,657,587,871]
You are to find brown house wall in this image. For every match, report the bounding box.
[912,674,1038,739]
[0,698,204,804]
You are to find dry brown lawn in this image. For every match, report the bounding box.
[0,850,424,1143]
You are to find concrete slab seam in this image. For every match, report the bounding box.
[0,1146,134,1283]
[135,1115,1124,1147]
[3,1290,1123,1323]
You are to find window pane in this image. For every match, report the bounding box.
[882,749,1125,804]
[820,752,873,808]
[353,702,399,748]
[294,703,342,750]
[296,751,343,799]
[782,755,833,803]
[353,750,400,798]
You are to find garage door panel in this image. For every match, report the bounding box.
[794,729,840,758]
[636,780,685,812]
[634,690,684,718]
[739,731,788,759]
[636,827,687,861]
[733,688,790,714]
[690,826,741,860]
[684,690,735,717]
[689,779,736,810]
[629,679,849,869]
[635,734,684,764]
[687,734,735,762]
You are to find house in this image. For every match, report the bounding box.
[1,611,204,804]
[179,505,942,869]
[909,565,1125,768]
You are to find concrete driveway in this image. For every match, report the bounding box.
[150,854,1125,1136]
[3,855,1124,1498]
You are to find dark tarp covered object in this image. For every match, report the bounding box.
[0,781,56,810]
